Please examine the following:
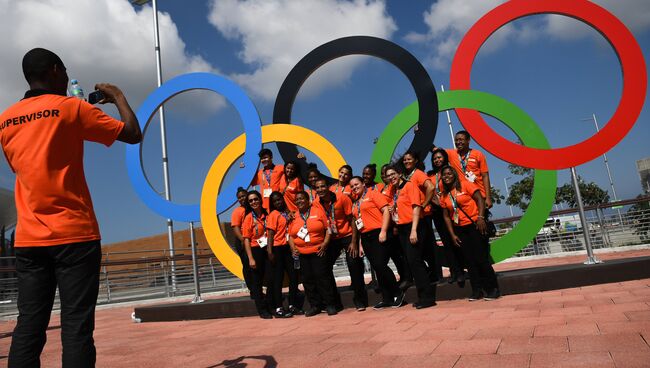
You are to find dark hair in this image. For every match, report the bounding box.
[440,165,461,192]
[350,175,364,184]
[244,190,267,215]
[306,163,321,177]
[22,48,64,84]
[455,130,471,140]
[258,148,273,159]
[268,191,286,212]
[236,187,248,196]
[429,148,450,174]
[400,149,425,172]
[314,176,329,187]
[363,164,377,175]
[338,164,353,174]
[380,164,390,175]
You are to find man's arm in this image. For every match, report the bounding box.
[95,83,142,144]
[483,172,492,209]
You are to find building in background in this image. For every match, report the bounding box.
[637,158,650,195]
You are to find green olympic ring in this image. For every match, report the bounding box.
[371,90,557,262]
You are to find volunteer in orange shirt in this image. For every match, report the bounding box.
[386,166,437,309]
[429,149,466,286]
[251,148,285,210]
[267,191,301,317]
[279,161,304,212]
[362,163,412,290]
[401,150,441,283]
[349,176,405,309]
[305,164,321,203]
[314,177,367,311]
[329,164,353,196]
[444,130,492,209]
[242,190,273,319]
[288,191,337,317]
[440,166,500,301]
[2,48,141,367]
[230,187,253,292]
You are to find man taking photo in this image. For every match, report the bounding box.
[0,48,142,367]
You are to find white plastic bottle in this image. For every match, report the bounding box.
[69,79,84,99]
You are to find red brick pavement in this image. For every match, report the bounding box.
[0,249,649,367]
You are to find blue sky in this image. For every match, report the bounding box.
[0,0,649,245]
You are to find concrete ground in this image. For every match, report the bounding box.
[1,248,649,368]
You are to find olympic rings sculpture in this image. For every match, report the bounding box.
[126,0,646,279]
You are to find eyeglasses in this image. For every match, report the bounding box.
[248,197,260,203]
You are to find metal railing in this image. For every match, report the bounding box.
[1,197,649,318]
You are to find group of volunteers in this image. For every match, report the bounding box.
[231,131,500,319]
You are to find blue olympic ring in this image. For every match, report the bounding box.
[126,72,262,222]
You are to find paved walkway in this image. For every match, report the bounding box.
[1,249,649,367]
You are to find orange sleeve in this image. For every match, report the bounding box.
[230,207,245,227]
[477,151,489,173]
[266,211,278,232]
[77,99,124,147]
[241,213,253,239]
[408,183,423,208]
[463,181,481,198]
[251,170,260,186]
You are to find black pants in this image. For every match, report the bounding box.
[326,236,368,309]
[9,241,102,368]
[234,238,253,292]
[397,224,437,304]
[361,229,400,303]
[249,246,270,314]
[270,245,300,309]
[421,215,442,280]
[386,229,411,283]
[455,225,499,293]
[431,207,465,277]
[299,252,337,309]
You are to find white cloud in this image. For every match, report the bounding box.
[0,0,223,118]
[406,0,650,70]
[207,0,397,100]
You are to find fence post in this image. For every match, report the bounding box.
[189,222,203,304]
[209,258,217,287]
[162,261,171,297]
[570,167,602,264]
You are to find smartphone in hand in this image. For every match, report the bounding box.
[88,90,105,104]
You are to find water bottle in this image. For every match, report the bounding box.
[293,254,300,270]
[69,79,84,99]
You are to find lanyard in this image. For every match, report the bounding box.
[459,149,472,173]
[334,183,341,193]
[323,199,336,225]
[405,170,415,181]
[264,168,272,185]
[393,187,401,212]
[309,189,315,202]
[435,173,440,194]
[449,189,460,216]
[252,212,266,237]
[353,189,367,219]
[300,208,311,228]
[281,211,290,221]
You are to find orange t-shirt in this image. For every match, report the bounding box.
[252,164,285,210]
[313,191,353,239]
[230,206,246,228]
[288,206,328,254]
[406,169,432,216]
[266,210,289,246]
[440,181,481,226]
[329,183,352,196]
[279,176,303,212]
[446,148,489,197]
[352,189,389,233]
[241,211,267,246]
[0,92,124,247]
[393,181,424,225]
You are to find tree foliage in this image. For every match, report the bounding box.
[505,164,609,210]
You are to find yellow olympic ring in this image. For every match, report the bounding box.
[200,124,347,279]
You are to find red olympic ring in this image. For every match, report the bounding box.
[450,0,647,170]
